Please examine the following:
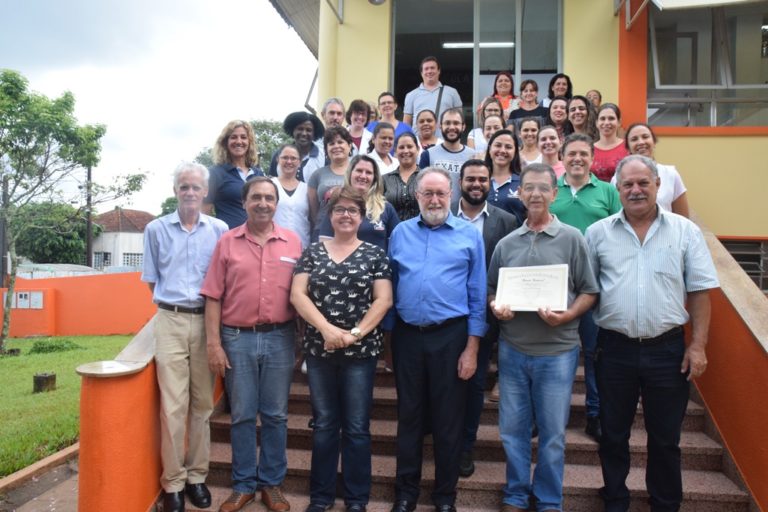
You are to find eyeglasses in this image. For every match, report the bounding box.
[331,206,362,217]
[418,190,450,199]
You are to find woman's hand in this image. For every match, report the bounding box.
[320,324,348,351]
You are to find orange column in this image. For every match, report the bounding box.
[78,363,161,512]
[618,2,648,126]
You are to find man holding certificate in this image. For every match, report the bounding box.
[487,163,599,512]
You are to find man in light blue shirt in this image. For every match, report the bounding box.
[585,155,719,512]
[142,162,228,512]
[387,167,486,512]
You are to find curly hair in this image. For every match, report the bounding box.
[212,120,259,167]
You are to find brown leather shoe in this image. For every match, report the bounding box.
[261,486,291,512]
[219,491,255,512]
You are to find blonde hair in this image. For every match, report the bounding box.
[344,155,386,223]
[212,120,259,167]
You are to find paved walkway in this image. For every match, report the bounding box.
[0,462,77,512]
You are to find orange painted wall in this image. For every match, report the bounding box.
[694,289,768,510]
[1,273,155,337]
[78,362,161,512]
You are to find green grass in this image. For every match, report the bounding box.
[0,335,131,477]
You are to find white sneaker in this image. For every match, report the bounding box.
[301,360,308,375]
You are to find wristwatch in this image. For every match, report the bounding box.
[350,327,363,340]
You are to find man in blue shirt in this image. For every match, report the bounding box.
[142,162,228,512]
[387,167,486,512]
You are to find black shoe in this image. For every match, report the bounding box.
[184,483,211,508]
[163,490,185,512]
[305,503,332,512]
[458,451,475,478]
[585,416,602,442]
[346,505,367,512]
[391,500,417,512]
[435,505,457,512]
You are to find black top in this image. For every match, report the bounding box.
[382,168,421,221]
[294,241,391,359]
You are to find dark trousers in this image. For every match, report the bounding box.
[392,317,469,507]
[462,315,498,453]
[596,328,689,512]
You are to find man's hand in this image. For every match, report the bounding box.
[207,343,231,378]
[490,300,515,321]
[537,307,569,327]
[681,344,707,381]
[457,343,478,381]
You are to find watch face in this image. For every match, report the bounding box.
[351,327,362,338]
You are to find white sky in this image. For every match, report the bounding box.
[0,0,317,214]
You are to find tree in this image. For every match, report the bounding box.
[193,119,289,171]
[13,202,102,264]
[0,69,145,352]
[160,196,178,215]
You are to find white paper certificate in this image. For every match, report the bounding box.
[495,264,569,312]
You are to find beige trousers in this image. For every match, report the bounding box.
[154,309,214,492]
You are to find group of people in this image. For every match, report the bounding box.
[141,55,718,512]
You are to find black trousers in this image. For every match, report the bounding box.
[392,317,469,506]
[596,328,690,512]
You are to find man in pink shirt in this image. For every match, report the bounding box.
[202,177,303,512]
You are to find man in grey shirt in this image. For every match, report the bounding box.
[403,56,462,134]
[487,163,598,512]
[419,108,475,197]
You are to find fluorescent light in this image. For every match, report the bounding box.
[442,41,515,49]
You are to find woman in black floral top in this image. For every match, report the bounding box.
[290,187,392,512]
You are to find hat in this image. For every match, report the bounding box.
[283,111,324,141]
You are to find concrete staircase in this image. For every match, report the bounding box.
[192,363,751,512]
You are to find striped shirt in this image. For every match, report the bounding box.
[585,207,719,338]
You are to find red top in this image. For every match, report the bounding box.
[201,223,302,326]
[591,143,629,182]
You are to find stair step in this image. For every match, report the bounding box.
[206,446,749,511]
[285,382,705,431]
[210,413,722,470]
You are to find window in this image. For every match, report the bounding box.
[123,253,143,267]
[648,3,768,127]
[94,252,111,270]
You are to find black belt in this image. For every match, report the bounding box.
[603,326,684,345]
[223,321,292,333]
[158,303,204,315]
[404,316,466,333]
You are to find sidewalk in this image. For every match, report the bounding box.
[0,460,78,512]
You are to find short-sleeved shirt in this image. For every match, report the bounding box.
[549,173,621,234]
[142,211,228,308]
[585,207,719,338]
[200,223,303,326]
[307,165,346,236]
[507,105,550,132]
[205,164,264,229]
[487,216,599,356]
[418,143,475,197]
[383,168,421,221]
[294,241,391,359]
[403,82,462,127]
[488,174,527,226]
[318,202,400,250]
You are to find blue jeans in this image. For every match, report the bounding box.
[578,310,600,418]
[306,354,377,507]
[498,341,579,512]
[596,329,689,512]
[221,324,294,493]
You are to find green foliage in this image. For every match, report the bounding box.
[13,202,101,264]
[193,119,289,170]
[0,335,131,477]
[28,338,83,354]
[160,196,178,215]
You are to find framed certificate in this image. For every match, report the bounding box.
[495,264,569,312]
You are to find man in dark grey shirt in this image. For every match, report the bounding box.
[487,163,598,512]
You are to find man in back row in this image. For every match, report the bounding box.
[403,56,462,135]
[419,108,474,197]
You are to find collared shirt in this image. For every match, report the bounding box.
[403,81,463,130]
[205,163,264,229]
[550,173,621,234]
[487,216,599,356]
[200,222,303,326]
[585,207,719,338]
[457,200,489,234]
[489,174,526,226]
[387,213,487,337]
[141,211,228,308]
[382,167,421,221]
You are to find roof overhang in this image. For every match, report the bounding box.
[267,0,319,58]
